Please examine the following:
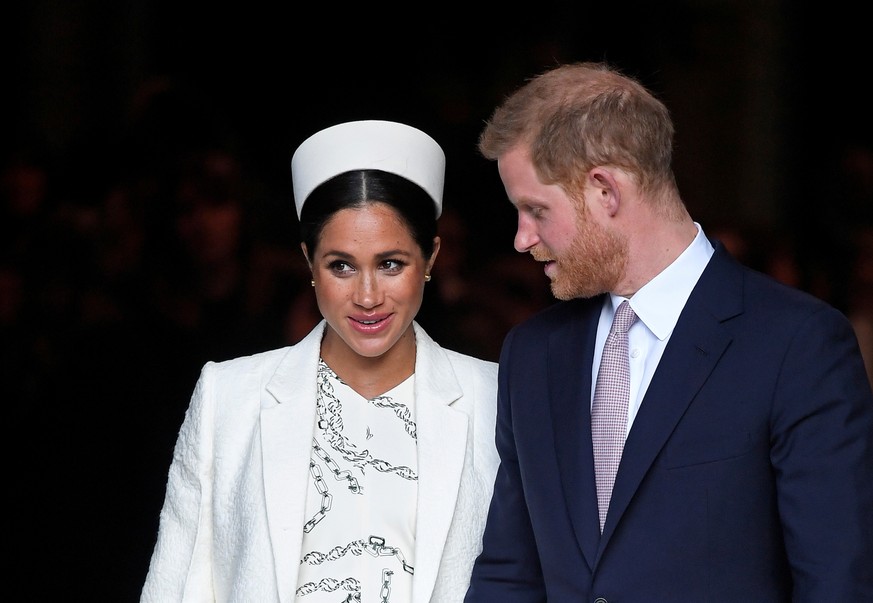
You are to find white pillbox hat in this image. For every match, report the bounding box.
[291,120,445,218]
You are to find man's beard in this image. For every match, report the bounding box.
[534,214,628,300]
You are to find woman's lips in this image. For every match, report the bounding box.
[349,314,392,333]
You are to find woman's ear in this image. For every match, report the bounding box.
[427,236,441,275]
[300,242,312,269]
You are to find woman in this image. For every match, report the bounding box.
[140,120,499,602]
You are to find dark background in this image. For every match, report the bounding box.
[5,2,872,600]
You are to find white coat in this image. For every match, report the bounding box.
[141,320,499,602]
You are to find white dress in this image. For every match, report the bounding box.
[296,359,418,602]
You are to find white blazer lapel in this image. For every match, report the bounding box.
[262,322,325,603]
[410,323,469,603]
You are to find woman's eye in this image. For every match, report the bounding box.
[329,261,354,274]
[381,259,405,272]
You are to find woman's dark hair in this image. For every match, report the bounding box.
[299,169,438,258]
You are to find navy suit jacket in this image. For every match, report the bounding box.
[466,243,873,602]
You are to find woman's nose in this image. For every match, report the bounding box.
[352,271,384,308]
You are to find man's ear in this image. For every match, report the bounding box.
[589,166,621,217]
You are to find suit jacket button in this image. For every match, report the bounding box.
[594,598,608,603]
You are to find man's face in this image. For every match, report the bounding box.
[497,146,627,300]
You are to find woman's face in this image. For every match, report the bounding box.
[305,202,438,361]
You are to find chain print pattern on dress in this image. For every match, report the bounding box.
[303,439,364,533]
[315,359,418,480]
[369,394,417,440]
[379,569,393,603]
[300,361,418,599]
[298,535,414,601]
[303,368,364,532]
[294,576,360,601]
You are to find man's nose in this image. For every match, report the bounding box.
[514,213,539,252]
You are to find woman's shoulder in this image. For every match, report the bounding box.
[443,347,498,370]
[437,347,499,390]
[206,345,293,375]
[203,321,325,378]
[436,344,497,370]
[413,323,496,384]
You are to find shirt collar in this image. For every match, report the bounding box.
[616,223,714,341]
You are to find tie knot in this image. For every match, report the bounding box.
[610,300,637,335]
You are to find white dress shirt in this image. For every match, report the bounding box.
[591,223,715,435]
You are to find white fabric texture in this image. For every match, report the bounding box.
[140,320,499,603]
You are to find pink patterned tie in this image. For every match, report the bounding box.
[591,300,637,532]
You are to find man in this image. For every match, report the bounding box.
[465,61,873,601]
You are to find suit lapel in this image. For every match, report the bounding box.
[599,248,743,548]
[410,323,468,603]
[262,322,325,603]
[550,297,604,570]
